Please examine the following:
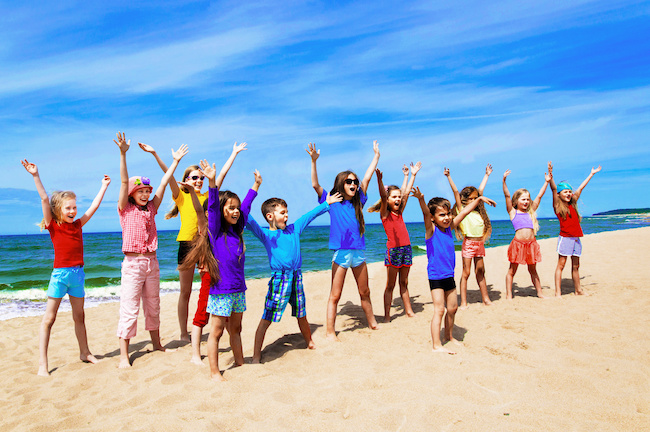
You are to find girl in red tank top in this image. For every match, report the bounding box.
[548,162,602,297]
[368,162,421,323]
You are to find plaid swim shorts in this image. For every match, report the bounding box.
[262,270,306,322]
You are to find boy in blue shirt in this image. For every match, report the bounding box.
[246,180,342,363]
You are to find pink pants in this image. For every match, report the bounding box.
[117,255,160,339]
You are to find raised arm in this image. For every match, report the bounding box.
[451,195,496,229]
[547,161,560,209]
[400,165,409,194]
[411,187,434,239]
[199,159,217,188]
[79,175,111,227]
[306,142,324,198]
[375,168,389,218]
[215,142,247,189]
[574,165,601,200]
[252,169,262,193]
[295,192,343,234]
[138,142,180,199]
[532,171,551,212]
[114,132,131,211]
[21,160,52,227]
[400,162,421,210]
[502,170,514,215]
[478,164,492,195]
[360,140,380,193]
[152,145,188,210]
[444,167,462,211]
[178,180,207,235]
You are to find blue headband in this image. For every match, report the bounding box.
[556,182,572,193]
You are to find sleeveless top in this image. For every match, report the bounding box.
[425,227,455,280]
[381,211,411,249]
[557,205,583,237]
[511,211,534,231]
[457,208,484,238]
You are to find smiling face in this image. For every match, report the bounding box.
[559,189,574,203]
[387,189,402,212]
[266,205,288,230]
[132,187,152,206]
[516,192,531,211]
[432,205,452,229]
[222,197,241,225]
[185,169,204,193]
[60,199,78,223]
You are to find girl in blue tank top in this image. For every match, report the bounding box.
[411,186,496,354]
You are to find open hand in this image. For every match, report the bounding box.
[172,144,188,161]
[591,165,602,175]
[138,142,155,153]
[410,186,424,199]
[326,191,343,205]
[114,132,130,153]
[253,169,262,186]
[21,159,38,175]
[199,159,216,180]
[306,142,320,161]
[485,164,493,176]
[411,161,422,175]
[443,167,450,177]
[233,142,247,154]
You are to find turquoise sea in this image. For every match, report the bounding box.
[1,214,648,320]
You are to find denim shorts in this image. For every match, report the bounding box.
[207,291,246,317]
[47,266,85,298]
[332,249,365,269]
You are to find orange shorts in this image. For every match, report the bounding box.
[507,238,541,264]
[461,238,485,259]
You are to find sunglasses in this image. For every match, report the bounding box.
[344,178,359,185]
[189,175,205,181]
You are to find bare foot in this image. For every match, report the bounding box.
[383,316,391,323]
[152,345,176,353]
[118,358,131,369]
[482,299,492,306]
[506,295,514,300]
[459,304,469,310]
[575,289,589,296]
[81,353,99,364]
[211,374,227,382]
[307,340,316,350]
[325,333,341,342]
[190,356,204,366]
[368,320,379,330]
[406,311,415,318]
[37,366,50,377]
[432,346,456,354]
[180,333,191,342]
[537,293,547,299]
[251,357,261,364]
[444,338,464,346]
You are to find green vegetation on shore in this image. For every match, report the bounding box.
[593,208,650,216]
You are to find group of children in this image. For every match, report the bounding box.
[22,133,601,377]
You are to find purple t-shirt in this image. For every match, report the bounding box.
[319,189,367,250]
[208,186,256,295]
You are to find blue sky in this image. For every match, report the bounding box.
[2,0,649,235]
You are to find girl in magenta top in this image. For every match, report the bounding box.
[22,159,110,376]
[502,168,551,300]
[548,162,601,297]
[367,162,421,323]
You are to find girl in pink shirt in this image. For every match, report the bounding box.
[22,159,110,376]
[114,131,188,369]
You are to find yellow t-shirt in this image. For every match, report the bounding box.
[457,208,484,238]
[174,190,209,241]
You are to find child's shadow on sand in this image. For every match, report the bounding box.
[255,323,323,364]
[511,283,544,297]
[101,339,182,365]
[558,276,592,295]
[466,284,502,304]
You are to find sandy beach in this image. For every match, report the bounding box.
[1,227,648,431]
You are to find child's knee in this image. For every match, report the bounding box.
[72,309,85,324]
[42,314,57,328]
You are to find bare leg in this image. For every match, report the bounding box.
[430,289,455,354]
[459,257,472,309]
[190,324,204,365]
[177,267,195,342]
[69,296,98,364]
[571,256,585,295]
[527,264,545,298]
[38,297,62,376]
[326,263,347,341]
[474,257,491,305]
[383,266,399,322]
[118,337,131,368]
[253,319,272,364]
[398,266,414,317]
[554,255,567,297]
[506,263,518,299]
[442,289,460,345]
[149,330,166,351]
[228,312,244,366]
[297,316,315,349]
[351,263,378,330]
[207,315,227,381]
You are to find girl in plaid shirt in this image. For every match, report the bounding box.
[114,132,188,369]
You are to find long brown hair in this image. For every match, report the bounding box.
[38,190,76,230]
[165,165,200,219]
[452,186,492,241]
[331,171,365,236]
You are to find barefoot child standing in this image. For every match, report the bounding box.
[22,159,110,376]
[412,186,496,354]
[246,173,342,363]
[114,132,188,368]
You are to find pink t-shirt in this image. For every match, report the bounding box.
[119,201,158,253]
[381,211,411,249]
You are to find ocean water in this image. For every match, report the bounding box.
[1,214,648,319]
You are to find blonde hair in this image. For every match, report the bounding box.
[452,186,492,241]
[512,188,539,233]
[38,191,76,230]
[367,185,401,213]
[165,165,200,219]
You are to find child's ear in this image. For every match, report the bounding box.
[265,213,273,222]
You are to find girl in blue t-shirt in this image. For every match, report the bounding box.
[411,186,496,354]
[307,141,380,341]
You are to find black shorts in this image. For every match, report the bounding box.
[429,277,456,292]
[177,241,193,265]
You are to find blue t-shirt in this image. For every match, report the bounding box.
[319,189,367,250]
[426,226,455,280]
[246,201,330,271]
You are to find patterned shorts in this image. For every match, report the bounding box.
[206,291,246,317]
[384,245,413,268]
[262,270,306,322]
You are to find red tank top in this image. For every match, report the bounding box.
[381,212,411,249]
[47,219,84,268]
[557,205,583,237]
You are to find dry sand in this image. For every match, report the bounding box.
[1,227,649,431]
